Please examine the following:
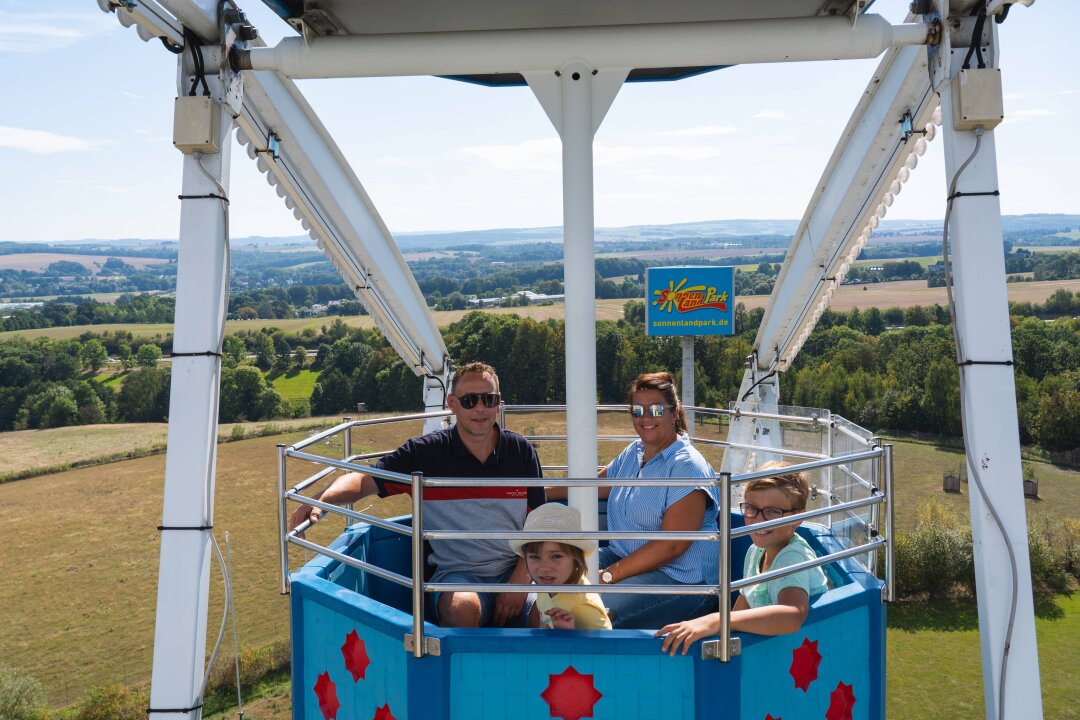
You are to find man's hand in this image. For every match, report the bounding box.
[493,556,531,626]
[654,614,720,656]
[288,503,323,537]
[545,608,576,630]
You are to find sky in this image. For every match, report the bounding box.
[0,0,1076,243]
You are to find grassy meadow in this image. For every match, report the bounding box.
[2,413,1077,714]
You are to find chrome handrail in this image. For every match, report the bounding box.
[277,407,892,660]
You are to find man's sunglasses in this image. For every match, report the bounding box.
[629,403,675,418]
[454,392,502,409]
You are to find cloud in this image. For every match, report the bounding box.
[456,138,560,171]
[0,126,110,154]
[754,110,791,120]
[457,137,733,171]
[0,10,115,53]
[122,91,143,99]
[1006,89,1079,101]
[661,125,739,137]
[1002,108,1053,124]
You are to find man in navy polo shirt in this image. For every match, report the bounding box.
[289,362,543,627]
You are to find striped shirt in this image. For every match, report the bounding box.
[605,433,720,584]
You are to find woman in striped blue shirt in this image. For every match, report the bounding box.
[597,371,721,628]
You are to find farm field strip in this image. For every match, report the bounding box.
[5,277,1080,341]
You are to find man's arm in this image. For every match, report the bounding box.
[288,471,381,534]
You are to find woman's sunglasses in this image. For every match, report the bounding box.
[454,392,502,409]
[629,403,675,418]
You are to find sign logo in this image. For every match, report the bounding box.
[653,278,729,314]
[645,266,735,337]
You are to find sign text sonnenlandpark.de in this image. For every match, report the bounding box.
[645,266,735,336]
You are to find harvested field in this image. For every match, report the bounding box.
[0,253,170,273]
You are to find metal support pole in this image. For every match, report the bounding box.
[938,25,1041,719]
[682,336,695,435]
[883,444,895,602]
[527,62,625,580]
[410,471,426,658]
[342,417,353,528]
[148,51,234,719]
[717,472,733,662]
[276,444,289,594]
[823,420,833,530]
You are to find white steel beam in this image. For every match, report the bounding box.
[939,30,1042,720]
[526,63,626,580]
[97,0,450,379]
[235,69,449,378]
[147,59,233,720]
[749,38,937,379]
[238,15,928,79]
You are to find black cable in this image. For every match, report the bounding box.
[160,36,184,54]
[962,8,989,70]
[740,370,777,402]
[183,27,211,97]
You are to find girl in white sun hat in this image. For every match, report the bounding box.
[510,503,612,630]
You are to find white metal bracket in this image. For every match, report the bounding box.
[701,636,742,661]
[403,634,441,656]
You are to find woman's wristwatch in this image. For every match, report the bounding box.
[600,565,616,584]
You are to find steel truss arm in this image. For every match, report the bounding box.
[99,0,450,380]
[750,37,937,378]
[234,70,449,378]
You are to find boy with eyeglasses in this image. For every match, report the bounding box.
[655,461,828,655]
[289,361,543,628]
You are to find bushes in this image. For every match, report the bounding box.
[70,685,149,720]
[0,666,45,720]
[892,498,1077,599]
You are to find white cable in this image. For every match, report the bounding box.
[941,128,1019,720]
[200,531,232,700]
[226,532,245,719]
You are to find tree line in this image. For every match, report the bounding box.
[5,296,1080,453]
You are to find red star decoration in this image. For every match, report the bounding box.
[373,704,397,720]
[540,665,603,720]
[788,637,821,692]
[765,715,782,720]
[313,671,340,720]
[825,681,857,720]
[341,629,371,682]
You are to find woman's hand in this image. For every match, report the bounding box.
[545,607,577,630]
[654,614,720,656]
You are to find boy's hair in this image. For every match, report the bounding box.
[745,461,811,512]
[520,541,587,585]
[451,361,500,393]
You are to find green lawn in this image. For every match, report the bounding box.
[266,368,319,402]
[888,592,1080,719]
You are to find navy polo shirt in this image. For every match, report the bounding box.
[373,425,543,576]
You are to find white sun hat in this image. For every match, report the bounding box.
[509,502,597,558]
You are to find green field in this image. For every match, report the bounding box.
[265,368,319,402]
[1,419,1076,714]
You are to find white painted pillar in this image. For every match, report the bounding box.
[682,336,695,435]
[939,39,1042,720]
[147,60,235,718]
[527,63,627,578]
[423,369,451,433]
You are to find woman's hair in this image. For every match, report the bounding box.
[521,541,588,585]
[626,371,688,433]
[744,460,812,512]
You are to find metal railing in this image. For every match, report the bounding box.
[276,405,894,661]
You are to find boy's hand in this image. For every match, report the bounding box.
[654,614,719,656]
[545,608,576,630]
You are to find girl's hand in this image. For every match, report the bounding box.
[545,608,576,630]
[654,614,719,656]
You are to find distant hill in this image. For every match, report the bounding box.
[18,214,1080,253]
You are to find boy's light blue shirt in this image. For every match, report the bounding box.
[605,433,719,584]
[741,533,828,608]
